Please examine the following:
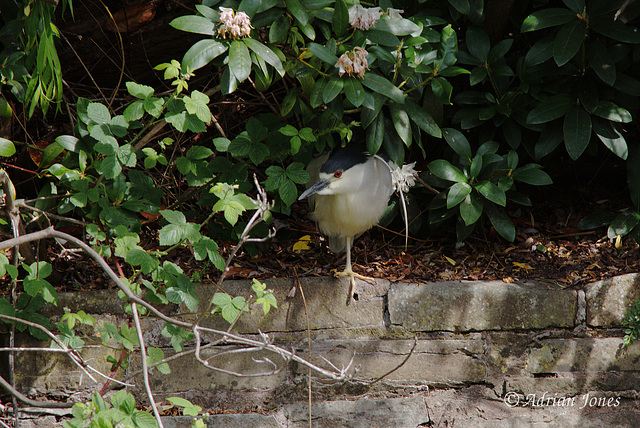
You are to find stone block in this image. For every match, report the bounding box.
[195,277,386,333]
[296,338,486,386]
[389,280,576,332]
[585,273,640,327]
[527,337,640,373]
[283,395,429,427]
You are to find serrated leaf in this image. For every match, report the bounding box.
[87,103,111,124]
[279,179,297,206]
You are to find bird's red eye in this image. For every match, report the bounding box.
[334,171,342,178]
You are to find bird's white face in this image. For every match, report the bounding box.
[317,164,366,195]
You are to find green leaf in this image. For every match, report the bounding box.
[390,103,411,147]
[323,77,343,104]
[286,162,310,184]
[628,144,640,211]
[0,138,16,157]
[333,0,349,36]
[431,77,453,105]
[344,78,365,107]
[486,204,516,241]
[512,165,553,186]
[404,99,441,138]
[187,145,213,160]
[466,26,490,62]
[521,8,576,32]
[435,25,458,70]
[460,192,483,226]
[170,15,216,36]
[244,38,284,75]
[87,102,111,124]
[286,0,309,25]
[447,182,472,208]
[563,106,592,160]
[526,95,573,124]
[373,18,421,36]
[553,19,586,67]
[442,128,472,160]
[608,211,640,238]
[366,30,400,47]
[229,40,252,82]
[269,15,290,43]
[366,112,384,155]
[447,0,470,15]
[428,159,467,183]
[182,39,227,72]
[307,42,339,66]
[362,73,405,104]
[279,179,297,206]
[126,248,159,274]
[475,181,507,206]
[591,15,640,43]
[593,101,632,123]
[587,41,616,86]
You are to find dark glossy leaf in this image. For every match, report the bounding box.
[373,18,421,36]
[608,211,640,238]
[447,182,472,208]
[460,192,483,226]
[521,8,576,32]
[577,78,599,113]
[591,15,640,43]
[344,78,365,107]
[366,30,401,47]
[587,41,616,86]
[362,73,405,104]
[485,204,515,242]
[593,118,628,160]
[488,39,513,64]
[229,40,251,82]
[390,103,411,146]
[436,25,458,69]
[244,38,284,75]
[553,19,586,67]
[428,159,467,183]
[307,42,339,65]
[442,128,472,160]
[333,0,349,36]
[614,73,640,97]
[466,26,490,62]
[366,112,384,155]
[525,38,554,66]
[563,106,592,160]
[593,101,633,123]
[526,95,573,124]
[475,181,506,206]
[404,99,442,138]
[322,77,343,104]
[286,0,309,25]
[562,0,585,14]
[182,39,227,72]
[512,164,553,186]
[448,0,470,15]
[431,77,453,104]
[269,15,291,43]
[578,211,617,230]
[170,15,216,35]
[628,143,640,210]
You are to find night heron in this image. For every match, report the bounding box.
[299,144,394,303]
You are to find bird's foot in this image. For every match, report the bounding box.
[333,268,375,305]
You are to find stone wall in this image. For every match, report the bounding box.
[11,273,640,427]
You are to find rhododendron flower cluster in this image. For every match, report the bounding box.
[217,7,252,39]
[335,47,369,78]
[348,5,382,30]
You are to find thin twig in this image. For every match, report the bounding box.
[132,303,164,428]
[368,337,417,385]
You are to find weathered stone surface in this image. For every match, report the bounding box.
[527,338,640,373]
[14,315,124,393]
[389,280,577,332]
[283,395,429,427]
[195,277,386,333]
[128,345,288,392]
[298,338,486,386]
[585,273,640,327]
[162,414,279,428]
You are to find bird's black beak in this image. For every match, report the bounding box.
[299,179,330,200]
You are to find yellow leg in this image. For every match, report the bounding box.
[333,237,375,304]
